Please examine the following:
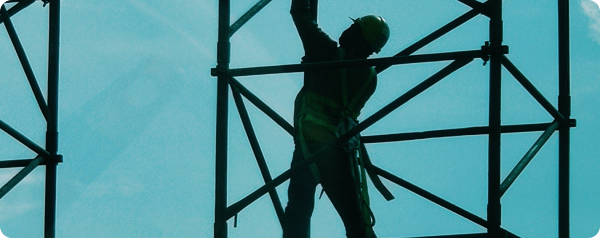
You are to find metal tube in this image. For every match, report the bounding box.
[224,59,472,219]
[376,7,482,73]
[0,0,35,25]
[0,158,46,168]
[44,1,60,237]
[341,59,473,145]
[558,0,571,237]
[229,0,272,37]
[0,156,43,200]
[456,0,491,17]
[359,143,394,201]
[217,50,484,77]
[0,119,51,157]
[410,234,487,238]
[502,56,565,122]
[230,85,285,227]
[487,0,503,235]
[229,78,294,135]
[361,122,567,144]
[0,5,50,120]
[500,121,560,197]
[372,165,488,228]
[412,232,519,238]
[215,0,230,237]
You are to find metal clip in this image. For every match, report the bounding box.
[481,41,490,66]
[234,213,238,228]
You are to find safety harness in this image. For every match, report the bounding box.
[296,48,395,236]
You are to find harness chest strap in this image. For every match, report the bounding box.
[341,60,394,202]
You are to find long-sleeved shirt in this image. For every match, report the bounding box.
[291,0,377,143]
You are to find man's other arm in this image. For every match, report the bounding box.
[290,0,337,62]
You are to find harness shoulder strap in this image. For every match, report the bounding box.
[348,68,376,112]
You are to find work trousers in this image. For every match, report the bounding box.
[282,141,373,238]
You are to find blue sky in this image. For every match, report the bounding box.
[0,0,599,237]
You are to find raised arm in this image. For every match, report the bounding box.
[290,0,337,62]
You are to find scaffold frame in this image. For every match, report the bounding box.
[0,1,61,238]
[213,0,574,237]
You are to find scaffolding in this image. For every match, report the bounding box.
[212,0,574,237]
[0,1,61,238]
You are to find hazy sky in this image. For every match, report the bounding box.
[0,0,599,237]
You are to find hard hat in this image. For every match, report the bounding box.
[353,15,390,53]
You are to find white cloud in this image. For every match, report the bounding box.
[582,0,600,44]
[0,200,36,221]
[127,0,215,57]
[0,169,43,186]
[85,175,145,198]
[0,170,43,222]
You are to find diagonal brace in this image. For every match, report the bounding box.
[502,56,565,123]
[0,118,51,157]
[229,78,294,135]
[372,165,488,228]
[376,0,496,73]
[229,0,272,37]
[456,0,491,17]
[0,156,44,200]
[230,83,285,227]
[0,5,50,120]
[500,121,560,197]
[374,166,520,237]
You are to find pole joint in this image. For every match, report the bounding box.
[481,41,508,66]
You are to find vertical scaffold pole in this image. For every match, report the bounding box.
[558,0,571,237]
[45,0,60,237]
[215,0,230,237]
[488,0,502,236]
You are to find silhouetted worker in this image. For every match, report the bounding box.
[283,0,390,237]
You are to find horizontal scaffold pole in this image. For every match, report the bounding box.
[361,121,575,144]
[0,158,47,168]
[409,233,487,238]
[212,50,483,77]
[410,230,519,238]
[224,59,472,219]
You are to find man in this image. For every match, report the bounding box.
[283,0,390,237]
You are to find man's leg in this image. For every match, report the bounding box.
[318,146,374,238]
[283,145,318,238]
